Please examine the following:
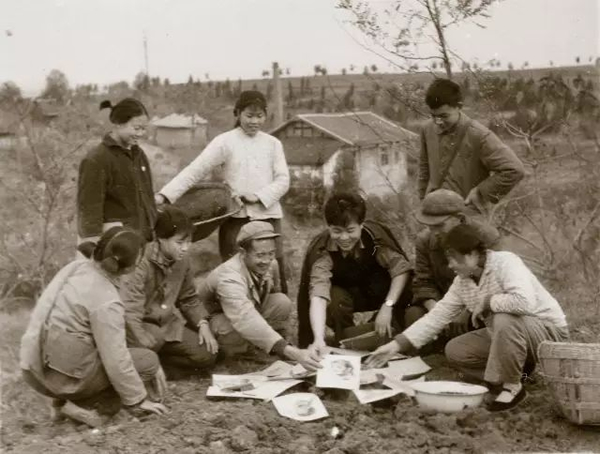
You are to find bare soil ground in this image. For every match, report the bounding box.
[3,352,600,454]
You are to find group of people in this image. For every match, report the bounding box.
[20,78,569,427]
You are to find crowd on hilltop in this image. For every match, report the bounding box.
[19,78,569,427]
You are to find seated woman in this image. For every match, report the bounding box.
[367,223,569,411]
[119,206,218,372]
[20,227,167,427]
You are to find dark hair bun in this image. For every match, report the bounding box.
[99,100,113,110]
[100,256,120,274]
[77,241,96,259]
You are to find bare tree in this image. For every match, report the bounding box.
[337,0,498,79]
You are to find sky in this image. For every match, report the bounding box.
[1,0,598,95]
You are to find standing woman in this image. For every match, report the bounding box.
[77,98,157,245]
[20,227,167,427]
[155,90,290,292]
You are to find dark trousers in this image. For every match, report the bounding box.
[326,284,410,343]
[218,216,288,294]
[143,324,217,370]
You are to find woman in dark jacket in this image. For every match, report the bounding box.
[77,98,157,245]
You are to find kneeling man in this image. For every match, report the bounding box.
[198,221,320,371]
[297,192,413,351]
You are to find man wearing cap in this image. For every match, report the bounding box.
[406,189,500,337]
[419,78,525,215]
[197,221,321,371]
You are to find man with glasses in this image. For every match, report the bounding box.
[419,79,525,215]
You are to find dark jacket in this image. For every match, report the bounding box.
[418,113,525,203]
[412,219,501,305]
[77,135,157,241]
[297,220,412,348]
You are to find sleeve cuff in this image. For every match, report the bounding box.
[270,338,289,358]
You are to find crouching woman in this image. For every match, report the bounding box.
[367,223,569,411]
[20,227,167,426]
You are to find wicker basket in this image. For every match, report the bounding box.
[537,341,600,425]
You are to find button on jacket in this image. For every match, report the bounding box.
[77,134,157,241]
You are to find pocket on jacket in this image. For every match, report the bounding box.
[43,325,98,379]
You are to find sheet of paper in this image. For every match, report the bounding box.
[272,393,329,421]
[353,377,424,404]
[253,361,295,378]
[207,374,302,401]
[291,363,317,378]
[316,354,361,390]
[385,357,431,379]
[359,368,387,385]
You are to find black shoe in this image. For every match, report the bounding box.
[487,387,528,412]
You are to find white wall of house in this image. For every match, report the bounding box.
[321,149,341,188]
[154,126,208,149]
[289,165,323,179]
[356,143,408,196]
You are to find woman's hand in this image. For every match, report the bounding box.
[240,193,259,204]
[198,323,219,355]
[471,296,491,328]
[154,193,167,206]
[139,399,168,415]
[364,341,401,369]
[375,305,394,338]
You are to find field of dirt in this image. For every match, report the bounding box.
[3,351,600,454]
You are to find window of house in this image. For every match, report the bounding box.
[380,150,389,166]
[394,150,400,163]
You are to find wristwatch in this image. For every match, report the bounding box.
[384,299,396,308]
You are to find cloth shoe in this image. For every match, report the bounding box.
[487,384,527,412]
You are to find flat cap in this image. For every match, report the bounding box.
[416,189,466,225]
[236,221,280,245]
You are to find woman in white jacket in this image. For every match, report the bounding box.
[367,223,569,411]
[155,90,290,292]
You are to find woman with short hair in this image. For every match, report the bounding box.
[367,223,568,411]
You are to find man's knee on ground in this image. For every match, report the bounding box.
[129,348,160,380]
[186,347,218,368]
[405,305,427,328]
[210,314,248,356]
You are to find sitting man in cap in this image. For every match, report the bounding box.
[197,221,321,371]
[297,192,413,352]
[407,188,500,338]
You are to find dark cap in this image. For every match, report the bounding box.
[236,221,280,245]
[416,189,466,225]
